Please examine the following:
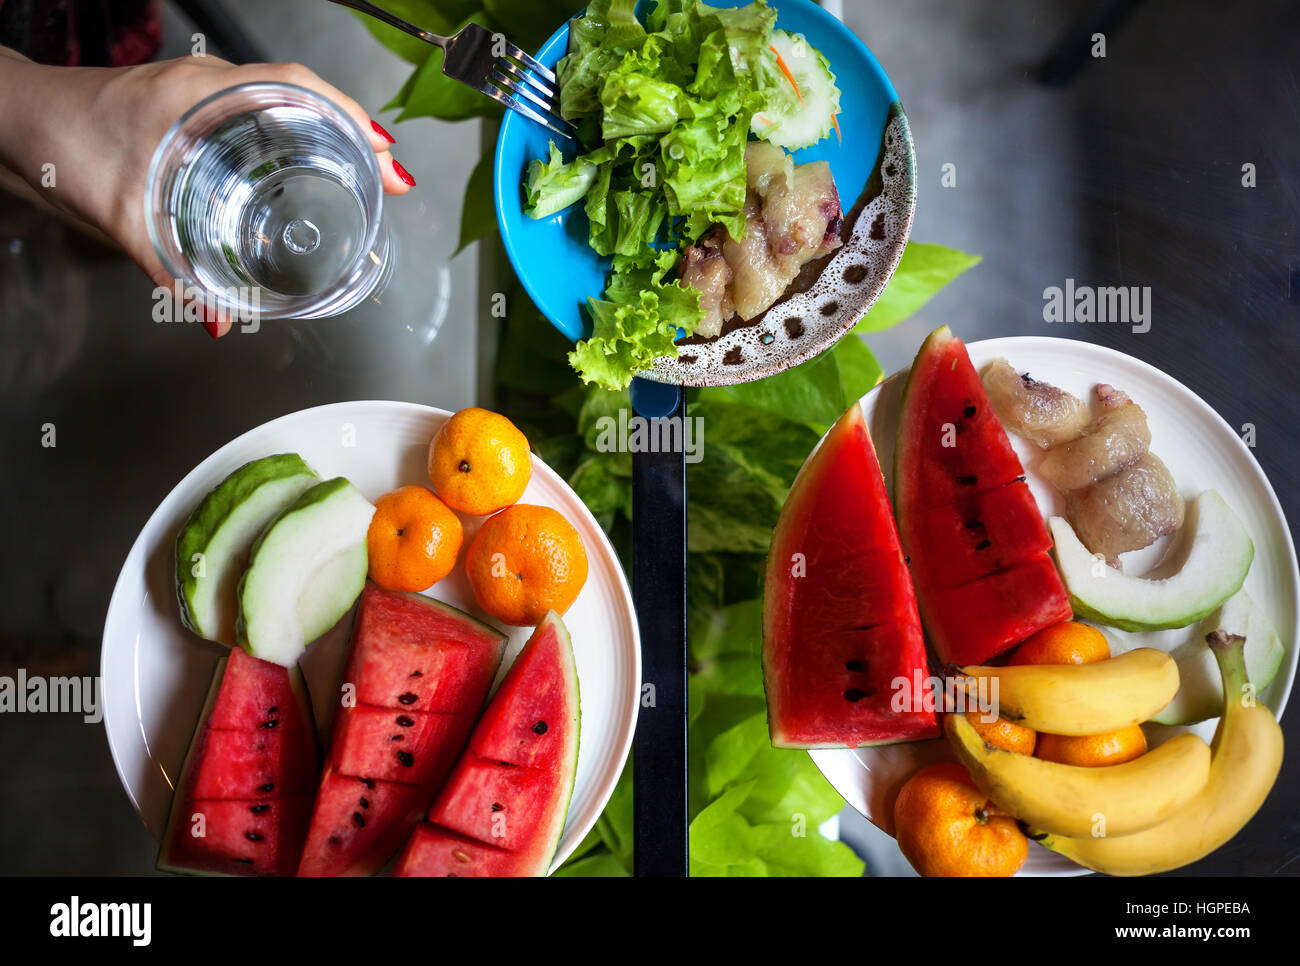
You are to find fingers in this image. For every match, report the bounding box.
[258,63,403,153]
[376,149,417,195]
[141,258,232,339]
[244,63,417,195]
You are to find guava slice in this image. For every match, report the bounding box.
[175,454,318,645]
[1150,591,1285,725]
[1050,489,1253,632]
[237,477,374,666]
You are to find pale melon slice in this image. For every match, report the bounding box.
[1050,490,1253,632]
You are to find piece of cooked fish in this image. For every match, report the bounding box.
[1039,384,1152,491]
[678,142,842,335]
[982,357,1092,450]
[1063,452,1185,565]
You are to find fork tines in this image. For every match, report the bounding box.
[447,22,574,140]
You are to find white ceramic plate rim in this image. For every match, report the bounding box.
[809,336,1299,876]
[101,399,640,874]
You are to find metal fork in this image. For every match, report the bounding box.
[327,0,575,140]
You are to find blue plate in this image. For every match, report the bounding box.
[494,0,916,386]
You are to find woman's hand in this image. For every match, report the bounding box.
[0,51,415,337]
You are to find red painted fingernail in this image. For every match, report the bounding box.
[393,159,416,187]
[371,119,395,144]
[199,305,221,340]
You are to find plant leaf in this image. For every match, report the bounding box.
[854,241,982,333]
[456,152,498,254]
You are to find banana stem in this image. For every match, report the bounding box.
[1207,631,1249,713]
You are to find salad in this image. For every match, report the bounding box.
[523,0,842,389]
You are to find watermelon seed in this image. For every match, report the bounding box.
[491,803,503,812]
[236,858,254,864]
[396,715,415,727]
[963,405,976,417]
[360,778,375,789]
[963,518,982,529]
[845,660,865,672]
[452,849,472,862]
[249,804,270,814]
[352,812,366,828]
[261,720,279,728]
[532,720,548,734]
[398,692,418,705]
[258,782,274,793]
[390,734,404,741]
[975,539,992,550]
[245,831,264,842]
[844,689,869,702]
[267,706,278,713]
[397,751,415,767]
[360,798,370,809]
[957,475,977,486]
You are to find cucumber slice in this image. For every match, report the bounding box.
[175,454,319,646]
[1051,490,1254,632]
[751,30,841,151]
[1150,591,1285,725]
[237,477,374,667]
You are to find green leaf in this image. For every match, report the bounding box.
[594,760,633,868]
[456,152,497,254]
[688,778,861,877]
[831,333,884,402]
[698,347,847,432]
[398,12,506,122]
[552,851,632,876]
[494,285,579,396]
[483,0,585,55]
[854,241,982,333]
[350,0,455,66]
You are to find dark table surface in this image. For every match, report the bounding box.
[0,0,1297,875]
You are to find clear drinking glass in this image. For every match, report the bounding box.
[145,82,390,321]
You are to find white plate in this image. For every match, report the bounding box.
[808,336,1299,876]
[102,400,640,874]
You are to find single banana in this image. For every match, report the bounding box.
[956,647,1179,735]
[1036,632,1284,875]
[945,710,1210,838]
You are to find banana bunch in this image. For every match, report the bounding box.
[945,711,1209,838]
[956,648,1179,734]
[1033,632,1284,875]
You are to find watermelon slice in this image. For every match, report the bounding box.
[394,611,580,877]
[158,648,318,876]
[296,585,507,876]
[762,403,939,749]
[895,326,1071,665]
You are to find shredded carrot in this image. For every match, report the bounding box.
[770,44,804,105]
[831,112,842,143]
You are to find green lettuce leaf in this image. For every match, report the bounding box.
[524,142,600,219]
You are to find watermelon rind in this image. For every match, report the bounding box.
[175,454,319,646]
[519,611,580,876]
